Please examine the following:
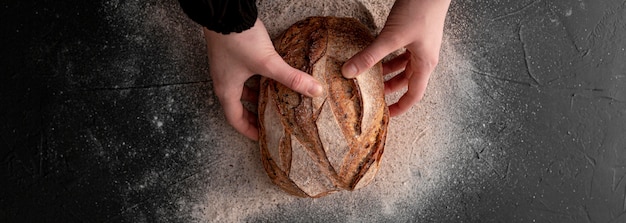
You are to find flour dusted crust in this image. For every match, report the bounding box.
[258,17,389,198]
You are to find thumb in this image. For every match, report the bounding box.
[263,56,324,98]
[342,34,403,78]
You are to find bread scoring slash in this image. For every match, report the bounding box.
[258,17,389,198]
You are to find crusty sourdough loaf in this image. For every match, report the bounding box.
[258,17,389,198]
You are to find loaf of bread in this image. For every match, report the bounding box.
[258,17,389,198]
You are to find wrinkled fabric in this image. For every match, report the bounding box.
[178,0,257,34]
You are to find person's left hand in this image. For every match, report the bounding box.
[342,0,451,116]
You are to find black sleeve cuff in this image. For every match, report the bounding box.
[178,0,258,34]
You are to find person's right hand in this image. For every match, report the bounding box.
[204,18,324,141]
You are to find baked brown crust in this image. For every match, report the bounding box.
[258,17,389,198]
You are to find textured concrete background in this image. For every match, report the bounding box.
[2,0,626,222]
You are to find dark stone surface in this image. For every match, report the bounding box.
[445,1,626,221]
[2,0,625,222]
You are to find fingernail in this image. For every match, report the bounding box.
[343,63,357,78]
[307,82,323,97]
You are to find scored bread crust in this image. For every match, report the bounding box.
[258,17,389,198]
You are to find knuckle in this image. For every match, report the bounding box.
[212,85,231,101]
[360,51,379,67]
[286,70,305,90]
[413,55,439,73]
[427,56,439,68]
[212,86,226,100]
[427,57,439,71]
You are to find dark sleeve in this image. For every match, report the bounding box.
[178,0,258,34]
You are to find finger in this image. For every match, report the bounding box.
[384,60,415,94]
[388,66,431,117]
[382,51,410,75]
[243,108,259,132]
[263,56,323,97]
[219,92,260,141]
[241,85,258,102]
[342,34,404,78]
[383,70,409,95]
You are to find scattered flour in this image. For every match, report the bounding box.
[98,0,500,222]
[189,0,491,222]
